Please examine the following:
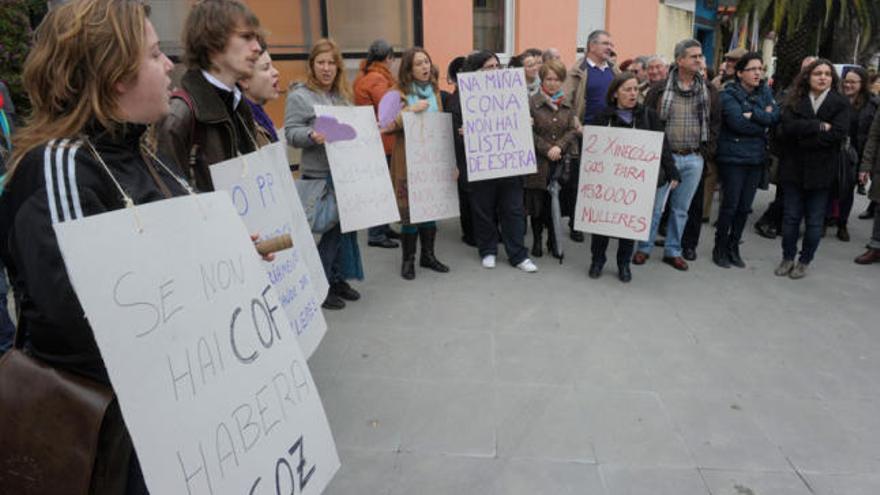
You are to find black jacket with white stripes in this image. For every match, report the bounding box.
[0,124,189,383]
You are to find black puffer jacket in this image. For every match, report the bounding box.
[0,124,189,383]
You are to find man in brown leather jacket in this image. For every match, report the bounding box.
[155,0,262,192]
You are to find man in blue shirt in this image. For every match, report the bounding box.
[561,30,618,242]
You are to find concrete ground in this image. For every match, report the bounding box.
[309,189,879,495]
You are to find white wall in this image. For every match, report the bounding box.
[150,0,190,57]
[577,0,606,49]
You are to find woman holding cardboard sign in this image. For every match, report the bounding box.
[589,72,679,282]
[385,47,452,280]
[285,39,364,309]
[0,0,188,491]
[464,50,538,273]
[241,39,282,146]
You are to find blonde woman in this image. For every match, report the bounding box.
[284,39,363,309]
[0,0,185,490]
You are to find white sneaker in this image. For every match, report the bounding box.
[516,258,538,273]
[481,255,496,269]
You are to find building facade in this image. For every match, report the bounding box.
[152,0,717,124]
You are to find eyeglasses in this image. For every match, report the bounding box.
[741,67,763,73]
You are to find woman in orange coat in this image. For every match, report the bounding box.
[353,39,400,248]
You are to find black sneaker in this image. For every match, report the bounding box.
[368,238,399,248]
[332,281,361,301]
[754,223,776,239]
[322,293,346,310]
[570,231,585,243]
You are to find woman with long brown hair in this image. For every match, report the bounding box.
[284,38,364,309]
[0,0,184,490]
[384,47,452,280]
[774,59,850,279]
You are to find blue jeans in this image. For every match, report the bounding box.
[638,153,704,257]
[715,163,763,248]
[0,266,14,353]
[869,213,880,250]
[782,184,829,264]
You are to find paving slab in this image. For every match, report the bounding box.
[309,191,880,493]
[700,468,812,495]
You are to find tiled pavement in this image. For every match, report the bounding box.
[309,191,880,495]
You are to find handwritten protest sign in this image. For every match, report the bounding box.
[211,142,328,358]
[315,105,400,232]
[265,145,330,302]
[574,126,663,241]
[402,112,460,223]
[54,193,339,495]
[457,67,537,182]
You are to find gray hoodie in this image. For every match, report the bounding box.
[284,82,349,178]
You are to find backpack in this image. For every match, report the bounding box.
[170,88,203,182]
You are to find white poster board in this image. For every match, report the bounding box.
[314,105,400,232]
[456,67,537,182]
[402,112,460,223]
[210,142,328,358]
[54,193,339,495]
[574,126,663,241]
[265,144,330,302]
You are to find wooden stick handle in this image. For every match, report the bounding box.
[255,234,293,256]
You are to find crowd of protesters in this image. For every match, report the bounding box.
[0,0,879,490]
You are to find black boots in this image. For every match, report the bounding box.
[531,220,543,258]
[419,227,449,273]
[402,228,450,280]
[712,244,731,268]
[401,232,417,280]
[713,240,746,269]
[727,244,745,268]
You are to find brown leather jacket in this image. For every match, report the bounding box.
[155,69,258,191]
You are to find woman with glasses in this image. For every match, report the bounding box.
[834,67,878,240]
[711,52,779,268]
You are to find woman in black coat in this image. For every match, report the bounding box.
[588,72,679,282]
[775,59,850,279]
[834,67,878,240]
